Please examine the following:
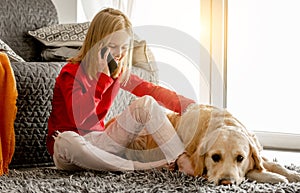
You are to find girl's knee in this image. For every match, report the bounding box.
[115,95,166,134]
[58,131,80,138]
[130,96,159,124]
[133,95,156,109]
[54,131,84,154]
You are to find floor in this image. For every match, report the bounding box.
[262,149,300,166]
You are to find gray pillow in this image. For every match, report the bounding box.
[0,39,25,62]
[41,47,80,61]
[28,22,90,47]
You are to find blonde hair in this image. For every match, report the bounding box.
[69,8,133,83]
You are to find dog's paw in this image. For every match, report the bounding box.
[286,171,300,182]
[271,175,289,184]
[247,170,288,184]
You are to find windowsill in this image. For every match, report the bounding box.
[262,149,300,166]
[254,131,300,152]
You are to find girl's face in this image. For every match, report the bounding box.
[106,31,130,63]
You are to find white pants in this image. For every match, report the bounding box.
[53,95,185,171]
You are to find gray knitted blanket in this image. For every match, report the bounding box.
[1,165,299,193]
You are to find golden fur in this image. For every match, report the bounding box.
[109,104,300,185]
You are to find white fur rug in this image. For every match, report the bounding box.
[1,165,299,193]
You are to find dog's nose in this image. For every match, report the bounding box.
[218,178,234,185]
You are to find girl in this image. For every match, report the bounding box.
[47,8,195,174]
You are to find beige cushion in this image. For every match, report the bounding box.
[132,40,157,72]
[28,22,90,47]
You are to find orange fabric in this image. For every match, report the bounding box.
[0,52,16,175]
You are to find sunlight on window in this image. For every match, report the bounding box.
[227,0,300,134]
[151,47,202,102]
[131,0,202,102]
[131,0,200,40]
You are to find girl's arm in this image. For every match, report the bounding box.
[122,74,195,114]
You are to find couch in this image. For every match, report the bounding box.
[1,0,158,168]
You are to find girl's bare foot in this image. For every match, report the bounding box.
[176,153,194,176]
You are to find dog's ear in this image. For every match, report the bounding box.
[249,141,264,171]
[191,140,208,176]
[191,152,205,176]
[191,129,218,176]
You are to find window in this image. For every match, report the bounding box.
[131,0,205,103]
[227,0,300,150]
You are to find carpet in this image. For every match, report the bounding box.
[1,165,300,193]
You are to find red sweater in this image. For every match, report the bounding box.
[47,63,195,155]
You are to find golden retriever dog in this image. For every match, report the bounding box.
[122,104,300,185]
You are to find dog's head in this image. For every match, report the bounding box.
[190,126,264,185]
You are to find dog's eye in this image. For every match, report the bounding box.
[236,155,244,163]
[211,154,221,162]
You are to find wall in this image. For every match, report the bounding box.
[51,0,77,23]
[51,0,103,23]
